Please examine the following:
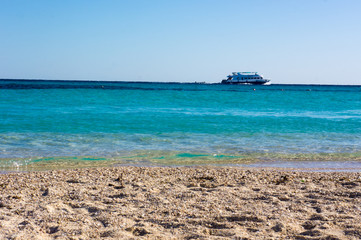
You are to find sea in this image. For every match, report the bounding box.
[1,79,361,171]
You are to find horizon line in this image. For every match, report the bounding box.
[1,78,361,87]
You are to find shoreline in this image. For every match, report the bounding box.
[2,159,361,174]
[1,166,361,239]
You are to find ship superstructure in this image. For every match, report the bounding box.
[221,72,270,85]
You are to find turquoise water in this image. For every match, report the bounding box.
[1,80,361,171]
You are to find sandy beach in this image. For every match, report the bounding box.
[1,166,361,239]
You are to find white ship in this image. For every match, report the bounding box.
[221,72,270,85]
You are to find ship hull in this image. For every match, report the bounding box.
[221,80,270,85]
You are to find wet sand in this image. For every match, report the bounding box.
[1,166,361,239]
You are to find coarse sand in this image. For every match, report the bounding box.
[1,166,361,239]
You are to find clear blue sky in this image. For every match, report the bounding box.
[1,0,361,84]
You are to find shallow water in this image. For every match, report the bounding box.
[1,80,361,171]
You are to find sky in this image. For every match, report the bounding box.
[1,0,361,84]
